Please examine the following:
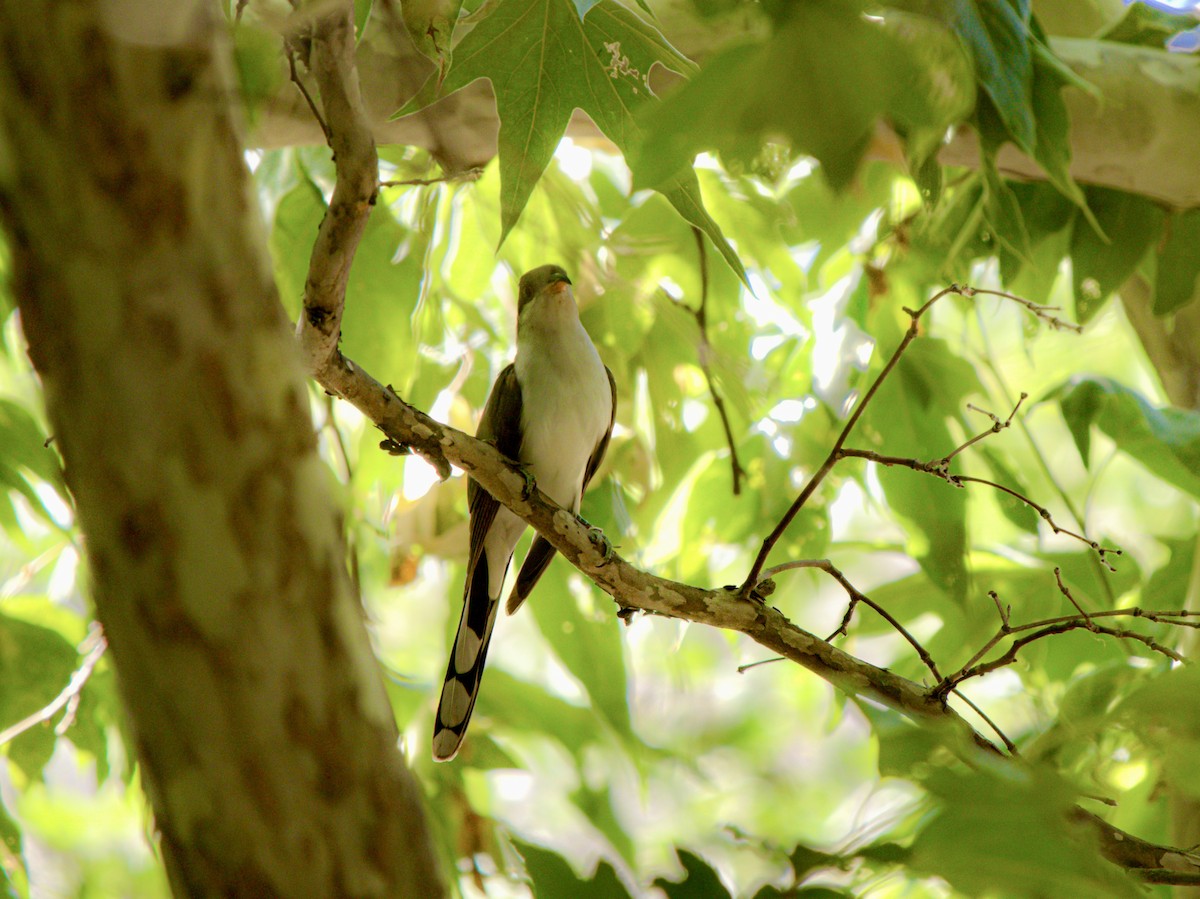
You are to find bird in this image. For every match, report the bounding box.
[433,264,617,761]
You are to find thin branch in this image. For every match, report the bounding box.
[0,628,106,747]
[684,227,746,496]
[285,41,330,144]
[381,168,484,188]
[762,558,942,682]
[950,686,1016,754]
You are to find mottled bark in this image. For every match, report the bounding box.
[0,2,444,897]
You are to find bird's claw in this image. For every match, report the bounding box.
[587,525,614,562]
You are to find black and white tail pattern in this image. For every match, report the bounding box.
[433,557,501,761]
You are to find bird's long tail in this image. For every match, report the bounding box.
[433,559,501,761]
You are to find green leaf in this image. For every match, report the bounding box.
[393,0,746,282]
[635,1,945,192]
[654,850,732,899]
[1121,665,1200,741]
[1027,43,1093,221]
[516,840,633,899]
[912,765,1139,898]
[1154,208,1200,315]
[474,670,606,761]
[1098,0,1199,49]
[400,0,463,76]
[1069,188,1165,323]
[861,339,975,600]
[1145,535,1196,608]
[1058,376,1200,499]
[979,447,1040,534]
[526,564,635,745]
[946,0,1035,149]
[0,398,67,532]
[0,613,79,780]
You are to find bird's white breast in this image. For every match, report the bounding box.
[514,293,611,512]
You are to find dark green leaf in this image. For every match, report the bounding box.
[947,0,1034,149]
[1058,377,1200,498]
[655,850,732,899]
[1069,188,1164,323]
[516,840,633,899]
[788,844,837,879]
[1154,208,1200,315]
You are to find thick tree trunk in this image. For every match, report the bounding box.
[0,2,445,897]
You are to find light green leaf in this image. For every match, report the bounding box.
[634,1,945,192]
[527,564,635,745]
[912,765,1139,898]
[861,339,972,601]
[0,613,79,780]
[1058,376,1200,499]
[400,0,463,77]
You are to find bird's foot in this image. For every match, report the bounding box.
[586,525,614,562]
[516,464,536,499]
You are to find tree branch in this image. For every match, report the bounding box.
[292,1,379,373]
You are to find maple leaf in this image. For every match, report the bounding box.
[394,0,747,283]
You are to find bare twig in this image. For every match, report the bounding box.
[381,168,484,188]
[950,686,1016,754]
[764,558,943,682]
[285,41,331,144]
[0,627,106,746]
[678,227,746,496]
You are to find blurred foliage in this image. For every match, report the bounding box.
[3,0,1200,896]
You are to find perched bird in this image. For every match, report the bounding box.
[433,264,616,761]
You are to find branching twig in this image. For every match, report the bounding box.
[740,284,1077,597]
[829,388,1120,570]
[759,558,942,682]
[0,627,106,747]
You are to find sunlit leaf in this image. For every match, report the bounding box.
[394,0,747,282]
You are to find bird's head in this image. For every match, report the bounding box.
[517,265,575,334]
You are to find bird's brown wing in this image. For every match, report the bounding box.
[434,365,523,761]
